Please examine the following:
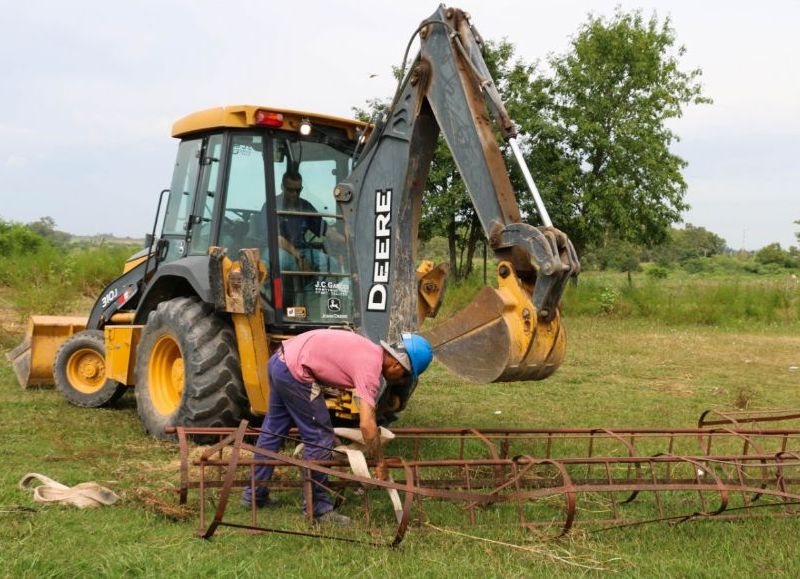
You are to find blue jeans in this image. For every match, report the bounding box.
[279,247,340,273]
[242,352,335,517]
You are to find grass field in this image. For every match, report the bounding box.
[2,263,800,577]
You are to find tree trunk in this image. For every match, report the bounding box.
[447,217,461,281]
[463,214,482,278]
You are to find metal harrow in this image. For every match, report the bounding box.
[168,409,800,546]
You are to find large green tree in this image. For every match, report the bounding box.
[356,9,708,278]
[524,9,711,253]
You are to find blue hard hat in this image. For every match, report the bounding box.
[401,333,433,380]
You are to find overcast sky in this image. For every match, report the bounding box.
[1,1,798,250]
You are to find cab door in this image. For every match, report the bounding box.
[160,135,222,262]
[187,134,224,255]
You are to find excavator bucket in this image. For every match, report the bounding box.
[6,316,87,388]
[421,264,566,383]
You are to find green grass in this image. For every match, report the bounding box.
[0,242,139,320]
[2,249,800,576]
[431,265,800,332]
[3,314,800,576]
[562,271,800,329]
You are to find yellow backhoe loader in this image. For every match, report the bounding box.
[8,6,579,438]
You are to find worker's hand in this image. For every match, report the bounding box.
[374,461,388,481]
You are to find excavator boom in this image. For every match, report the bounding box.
[336,6,579,383]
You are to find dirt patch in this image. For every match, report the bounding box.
[128,486,194,521]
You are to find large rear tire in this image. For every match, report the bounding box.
[134,296,248,439]
[53,330,127,407]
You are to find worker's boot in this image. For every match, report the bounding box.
[240,493,281,509]
[314,510,351,526]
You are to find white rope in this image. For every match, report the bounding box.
[290,427,403,522]
[334,427,403,523]
[18,473,119,508]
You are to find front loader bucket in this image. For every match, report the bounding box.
[421,277,565,384]
[6,316,87,388]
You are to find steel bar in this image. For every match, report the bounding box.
[508,137,552,227]
[698,408,800,429]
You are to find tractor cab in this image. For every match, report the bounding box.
[160,105,367,330]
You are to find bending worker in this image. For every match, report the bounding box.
[242,329,433,525]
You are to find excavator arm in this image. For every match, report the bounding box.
[336,5,579,384]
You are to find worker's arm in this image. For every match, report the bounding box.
[277,234,299,259]
[277,235,310,270]
[355,397,387,480]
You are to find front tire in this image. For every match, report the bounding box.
[134,296,248,439]
[53,330,127,407]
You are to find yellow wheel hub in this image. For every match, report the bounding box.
[148,335,185,416]
[66,348,106,394]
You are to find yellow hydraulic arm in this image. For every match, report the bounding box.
[208,247,271,415]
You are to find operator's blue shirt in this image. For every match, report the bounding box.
[276,195,325,248]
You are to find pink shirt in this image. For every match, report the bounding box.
[282,329,384,406]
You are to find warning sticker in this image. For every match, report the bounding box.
[286,306,307,319]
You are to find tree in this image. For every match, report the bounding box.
[589,238,642,286]
[755,243,796,268]
[27,216,71,246]
[795,220,799,244]
[524,9,711,254]
[356,9,708,277]
[0,219,44,255]
[650,223,727,264]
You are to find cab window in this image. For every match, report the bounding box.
[219,134,269,256]
[188,134,223,255]
[272,137,353,325]
[163,139,202,237]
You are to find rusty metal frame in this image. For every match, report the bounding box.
[166,412,800,546]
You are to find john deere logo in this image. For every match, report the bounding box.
[328,298,341,312]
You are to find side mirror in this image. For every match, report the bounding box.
[144,233,154,248]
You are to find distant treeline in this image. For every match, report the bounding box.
[419,223,800,281]
[0,216,142,255]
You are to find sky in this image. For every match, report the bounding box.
[1,0,798,250]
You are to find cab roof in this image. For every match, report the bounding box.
[171,105,369,141]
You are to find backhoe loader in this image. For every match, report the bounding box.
[8,5,579,438]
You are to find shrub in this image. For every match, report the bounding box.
[563,272,800,328]
[599,286,620,314]
[756,243,796,268]
[682,257,709,274]
[0,220,44,256]
[0,241,138,319]
[761,263,785,276]
[742,261,762,274]
[646,265,669,280]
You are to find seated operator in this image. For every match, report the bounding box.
[276,170,343,273]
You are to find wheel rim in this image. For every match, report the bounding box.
[66,348,106,394]
[148,334,185,416]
